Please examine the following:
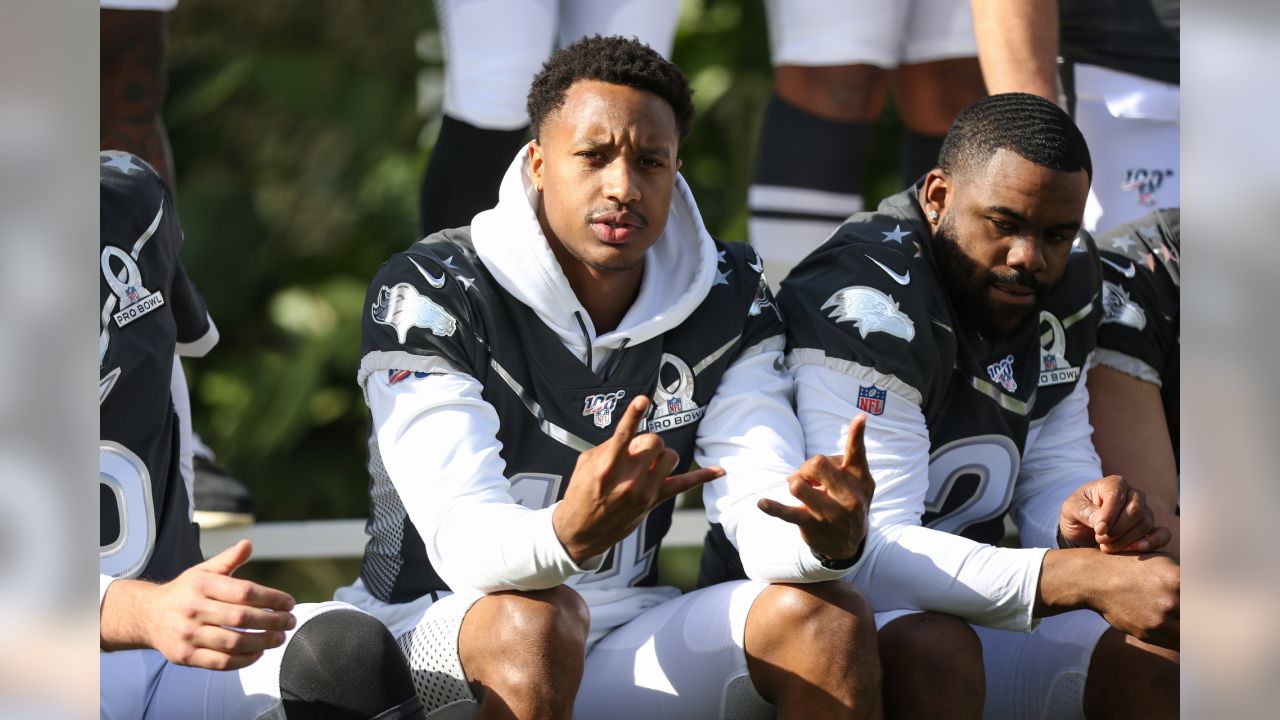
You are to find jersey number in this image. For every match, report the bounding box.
[100,442,157,579]
[922,436,1020,536]
[507,472,656,587]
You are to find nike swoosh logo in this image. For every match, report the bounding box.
[867,255,910,285]
[408,257,446,288]
[1100,257,1136,278]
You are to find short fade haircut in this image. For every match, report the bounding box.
[938,92,1092,180]
[526,35,694,142]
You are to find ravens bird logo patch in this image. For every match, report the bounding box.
[821,286,915,342]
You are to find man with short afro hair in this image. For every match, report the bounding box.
[337,35,886,719]
[526,34,695,142]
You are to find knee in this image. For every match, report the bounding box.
[493,584,590,653]
[774,64,889,122]
[1084,629,1179,719]
[280,608,422,718]
[747,582,882,709]
[895,59,987,134]
[879,612,983,686]
[464,585,589,698]
[751,581,878,662]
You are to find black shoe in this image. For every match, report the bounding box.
[192,435,256,529]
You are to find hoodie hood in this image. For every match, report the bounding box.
[470,146,720,371]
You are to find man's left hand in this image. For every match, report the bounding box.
[1059,475,1172,553]
[758,413,876,564]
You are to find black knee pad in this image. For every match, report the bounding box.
[280,609,425,719]
[419,115,529,237]
[901,130,946,189]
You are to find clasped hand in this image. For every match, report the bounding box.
[1059,475,1171,553]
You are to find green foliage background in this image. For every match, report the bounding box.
[165,0,907,598]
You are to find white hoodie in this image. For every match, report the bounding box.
[352,148,860,641]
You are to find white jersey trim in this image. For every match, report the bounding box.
[1090,348,1162,387]
[786,348,924,406]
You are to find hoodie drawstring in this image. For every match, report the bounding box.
[573,311,593,370]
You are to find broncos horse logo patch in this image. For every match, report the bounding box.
[372,283,458,343]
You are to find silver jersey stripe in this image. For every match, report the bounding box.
[489,358,595,453]
[1062,293,1097,329]
[968,376,1036,417]
[692,333,742,375]
[130,199,165,260]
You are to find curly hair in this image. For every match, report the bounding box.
[939,92,1092,180]
[526,35,694,142]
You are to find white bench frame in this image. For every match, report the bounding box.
[200,509,711,561]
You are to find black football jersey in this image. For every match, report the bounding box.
[700,187,1101,585]
[357,229,783,603]
[1094,208,1179,462]
[99,152,214,584]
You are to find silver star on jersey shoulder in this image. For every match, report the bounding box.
[714,267,732,286]
[102,153,141,174]
[1108,234,1138,253]
[457,275,477,291]
[881,224,911,244]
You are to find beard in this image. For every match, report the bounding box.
[932,215,1053,340]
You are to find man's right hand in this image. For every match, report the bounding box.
[1038,549,1180,651]
[1092,552,1180,650]
[100,540,298,670]
[553,396,724,565]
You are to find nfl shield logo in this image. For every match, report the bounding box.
[126,286,140,303]
[856,385,886,416]
[666,397,683,414]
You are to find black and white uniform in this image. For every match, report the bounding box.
[1093,208,1180,462]
[706,186,1114,719]
[336,148,860,718]
[1060,0,1179,232]
[435,0,680,130]
[99,152,360,720]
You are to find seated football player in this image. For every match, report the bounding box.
[702,93,1180,718]
[334,36,899,720]
[1088,208,1180,556]
[98,151,425,720]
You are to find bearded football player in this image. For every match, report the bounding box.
[336,36,900,719]
[703,93,1179,718]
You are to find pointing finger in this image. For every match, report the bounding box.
[658,466,723,503]
[610,396,651,450]
[840,413,868,471]
[758,498,813,527]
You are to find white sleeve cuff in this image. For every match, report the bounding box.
[496,503,605,590]
[100,574,118,611]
